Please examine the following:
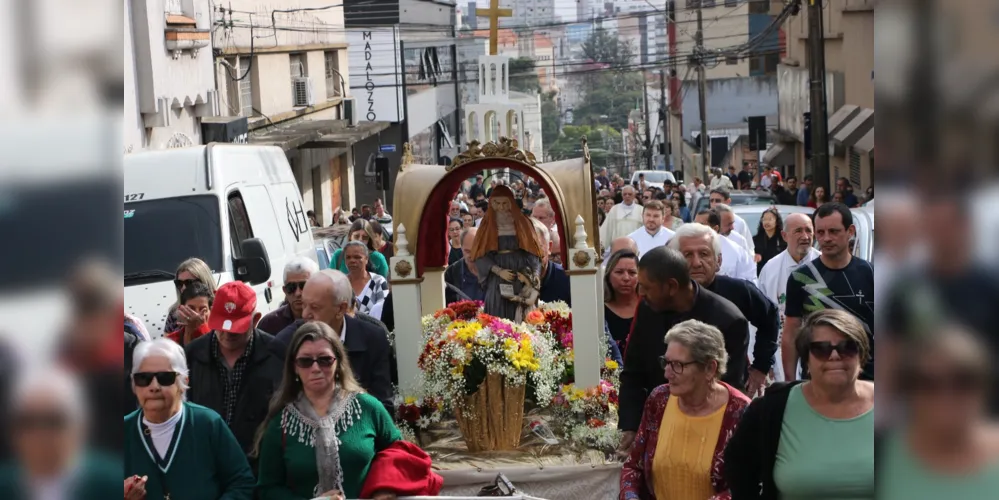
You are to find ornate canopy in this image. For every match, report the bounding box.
[392,138,599,277]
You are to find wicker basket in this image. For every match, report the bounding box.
[454,373,526,452]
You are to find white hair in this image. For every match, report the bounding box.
[622,185,636,193]
[550,227,560,248]
[132,339,190,394]
[13,364,88,426]
[713,203,733,214]
[668,222,722,257]
[312,269,355,306]
[665,319,729,378]
[534,198,554,216]
[531,218,551,246]
[284,256,320,282]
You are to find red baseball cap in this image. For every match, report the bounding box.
[208,282,257,333]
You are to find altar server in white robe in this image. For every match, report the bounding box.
[695,209,758,285]
[600,186,644,253]
[627,200,675,257]
[758,212,821,382]
[708,189,755,254]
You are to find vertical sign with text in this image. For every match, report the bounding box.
[347,28,403,123]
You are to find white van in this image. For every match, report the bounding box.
[124,144,317,336]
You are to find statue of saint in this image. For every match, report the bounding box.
[470,185,546,321]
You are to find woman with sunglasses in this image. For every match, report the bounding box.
[162,258,217,336]
[124,339,255,500]
[620,320,751,499]
[724,309,874,500]
[255,322,412,500]
[879,325,999,499]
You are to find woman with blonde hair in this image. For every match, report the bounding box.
[724,309,874,500]
[162,258,216,335]
[255,322,429,500]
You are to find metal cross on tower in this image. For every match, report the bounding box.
[476,0,512,55]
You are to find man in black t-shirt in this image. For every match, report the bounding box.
[782,203,874,380]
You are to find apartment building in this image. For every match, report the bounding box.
[767,0,874,191]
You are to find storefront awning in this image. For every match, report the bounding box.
[853,128,874,154]
[761,142,794,166]
[249,119,391,151]
[827,104,860,137]
[832,107,874,147]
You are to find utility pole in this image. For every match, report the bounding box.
[643,69,653,170]
[659,69,667,171]
[807,0,830,189]
[695,2,710,175]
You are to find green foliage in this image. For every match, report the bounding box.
[580,30,635,69]
[547,125,621,169]
[574,71,646,131]
[508,57,541,93]
[541,91,559,151]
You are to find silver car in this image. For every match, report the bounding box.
[732,204,874,262]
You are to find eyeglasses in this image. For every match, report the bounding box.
[283,281,307,294]
[295,356,336,369]
[133,372,179,387]
[658,356,699,374]
[807,340,860,360]
[174,278,199,289]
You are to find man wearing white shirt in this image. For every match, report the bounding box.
[758,213,820,382]
[709,189,755,254]
[600,186,644,251]
[694,209,758,284]
[627,200,675,257]
[714,204,753,255]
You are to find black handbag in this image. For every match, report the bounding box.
[477,473,517,496]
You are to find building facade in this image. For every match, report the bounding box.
[768,0,874,191]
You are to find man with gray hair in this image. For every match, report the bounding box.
[444,227,484,304]
[271,269,394,412]
[694,209,758,284]
[669,223,780,397]
[531,198,556,230]
[601,185,643,249]
[258,256,321,335]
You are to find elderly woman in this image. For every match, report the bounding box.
[724,309,874,500]
[329,220,390,277]
[0,367,120,499]
[256,322,424,500]
[124,339,254,500]
[162,257,217,336]
[620,320,752,500]
[343,241,391,321]
[879,326,999,498]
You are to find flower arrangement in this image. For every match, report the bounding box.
[418,301,565,413]
[392,394,442,447]
[550,379,622,451]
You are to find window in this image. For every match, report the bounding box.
[764,53,780,74]
[849,151,862,186]
[725,0,738,6]
[749,0,771,15]
[290,53,306,78]
[726,55,738,65]
[702,0,716,7]
[238,57,254,117]
[227,192,254,258]
[749,56,763,74]
[125,195,224,280]
[686,0,700,8]
[324,51,341,98]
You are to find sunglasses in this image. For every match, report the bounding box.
[658,355,699,374]
[132,372,178,387]
[15,412,70,431]
[906,370,986,394]
[808,340,860,360]
[295,356,336,369]
[174,278,199,289]
[283,281,307,294]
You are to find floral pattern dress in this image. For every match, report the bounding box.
[619,383,751,500]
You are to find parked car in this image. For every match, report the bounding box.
[693,189,777,214]
[731,204,874,262]
[630,170,678,191]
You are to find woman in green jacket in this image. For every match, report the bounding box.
[329,220,389,278]
[255,322,401,500]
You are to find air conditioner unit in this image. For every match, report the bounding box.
[343,97,358,127]
[292,77,315,107]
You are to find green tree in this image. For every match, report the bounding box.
[580,30,635,69]
[547,125,621,169]
[573,71,645,131]
[508,57,541,93]
[541,90,559,150]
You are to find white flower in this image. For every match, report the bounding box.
[416,416,431,429]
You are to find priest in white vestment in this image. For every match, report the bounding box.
[708,191,755,254]
[627,200,676,257]
[758,213,821,382]
[600,185,643,252]
[694,209,758,284]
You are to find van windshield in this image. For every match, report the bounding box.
[124,195,223,284]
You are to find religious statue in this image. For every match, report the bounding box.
[470,185,546,321]
[500,267,541,324]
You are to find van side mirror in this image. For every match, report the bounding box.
[235,238,271,285]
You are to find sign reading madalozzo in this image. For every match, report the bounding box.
[347,28,403,123]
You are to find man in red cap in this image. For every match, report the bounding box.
[184,281,284,466]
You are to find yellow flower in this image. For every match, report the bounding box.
[604,360,619,371]
[404,396,417,405]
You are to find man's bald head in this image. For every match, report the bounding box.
[782,213,816,261]
[610,237,639,255]
[622,185,636,194]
